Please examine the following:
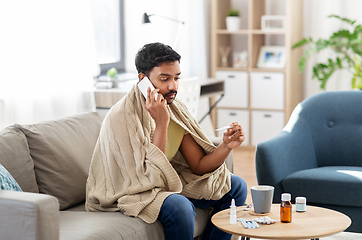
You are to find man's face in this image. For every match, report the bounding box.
[148,61,181,104]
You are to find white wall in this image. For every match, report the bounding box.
[124,0,209,80]
[123,0,215,134]
[124,0,176,73]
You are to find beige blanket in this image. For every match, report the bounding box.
[86,84,231,223]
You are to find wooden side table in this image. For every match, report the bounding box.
[211,204,351,240]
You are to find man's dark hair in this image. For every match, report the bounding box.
[135,42,181,76]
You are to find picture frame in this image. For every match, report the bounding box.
[261,15,285,30]
[233,50,248,68]
[257,46,286,69]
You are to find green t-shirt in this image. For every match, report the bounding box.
[166,119,187,161]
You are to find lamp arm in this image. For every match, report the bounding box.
[150,14,185,25]
[173,23,184,50]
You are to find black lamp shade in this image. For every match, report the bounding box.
[143,13,151,24]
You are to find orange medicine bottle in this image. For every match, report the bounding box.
[280,193,292,223]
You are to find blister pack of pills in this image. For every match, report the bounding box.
[237,218,259,229]
[253,216,279,224]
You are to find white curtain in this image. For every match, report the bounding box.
[303,0,362,97]
[0,1,97,129]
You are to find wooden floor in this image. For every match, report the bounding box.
[232,146,257,205]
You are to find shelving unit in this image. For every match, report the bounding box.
[211,0,303,146]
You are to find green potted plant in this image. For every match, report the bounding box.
[292,15,362,90]
[226,9,240,31]
[107,67,118,88]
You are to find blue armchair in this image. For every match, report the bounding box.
[255,91,362,232]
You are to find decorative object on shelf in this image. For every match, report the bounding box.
[292,15,362,90]
[257,46,286,69]
[107,67,118,88]
[226,9,240,31]
[233,51,248,68]
[219,46,231,67]
[261,15,285,30]
[142,12,185,50]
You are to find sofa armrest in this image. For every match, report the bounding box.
[209,136,233,173]
[0,190,60,240]
[255,121,318,202]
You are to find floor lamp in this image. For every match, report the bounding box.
[142,12,185,50]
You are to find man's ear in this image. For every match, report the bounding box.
[138,73,146,81]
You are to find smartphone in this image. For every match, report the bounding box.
[138,77,158,101]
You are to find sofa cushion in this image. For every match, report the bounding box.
[59,207,209,240]
[0,163,22,191]
[19,112,102,210]
[0,126,38,193]
[59,211,165,240]
[283,166,362,207]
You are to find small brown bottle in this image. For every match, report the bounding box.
[280,193,292,223]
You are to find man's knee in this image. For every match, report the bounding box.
[172,195,195,220]
[231,175,247,191]
[160,194,196,224]
[230,175,248,204]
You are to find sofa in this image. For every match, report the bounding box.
[255,91,362,233]
[0,112,234,240]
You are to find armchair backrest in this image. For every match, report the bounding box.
[297,91,362,167]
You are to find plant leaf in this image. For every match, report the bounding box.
[328,15,356,25]
[355,25,362,33]
[352,76,357,89]
[299,56,306,72]
[336,57,342,68]
[357,78,362,89]
[313,67,318,79]
[292,38,313,49]
[315,39,329,52]
[319,63,328,69]
[328,58,334,67]
[330,29,351,39]
[304,49,310,57]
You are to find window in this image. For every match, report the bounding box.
[90,0,125,75]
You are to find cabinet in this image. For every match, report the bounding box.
[211,0,303,146]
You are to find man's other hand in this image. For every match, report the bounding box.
[222,122,245,149]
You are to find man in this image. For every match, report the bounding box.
[86,42,247,240]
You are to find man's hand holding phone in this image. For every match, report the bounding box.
[138,77,169,127]
[138,76,158,101]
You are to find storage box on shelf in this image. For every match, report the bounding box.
[251,110,285,146]
[215,71,248,108]
[250,72,284,110]
[211,0,303,147]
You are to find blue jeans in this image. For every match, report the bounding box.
[158,175,247,240]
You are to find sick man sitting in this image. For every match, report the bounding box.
[86,42,247,240]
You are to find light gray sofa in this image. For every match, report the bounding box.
[0,112,233,240]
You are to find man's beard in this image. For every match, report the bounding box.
[164,90,177,105]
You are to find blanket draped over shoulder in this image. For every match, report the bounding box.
[86,84,231,223]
